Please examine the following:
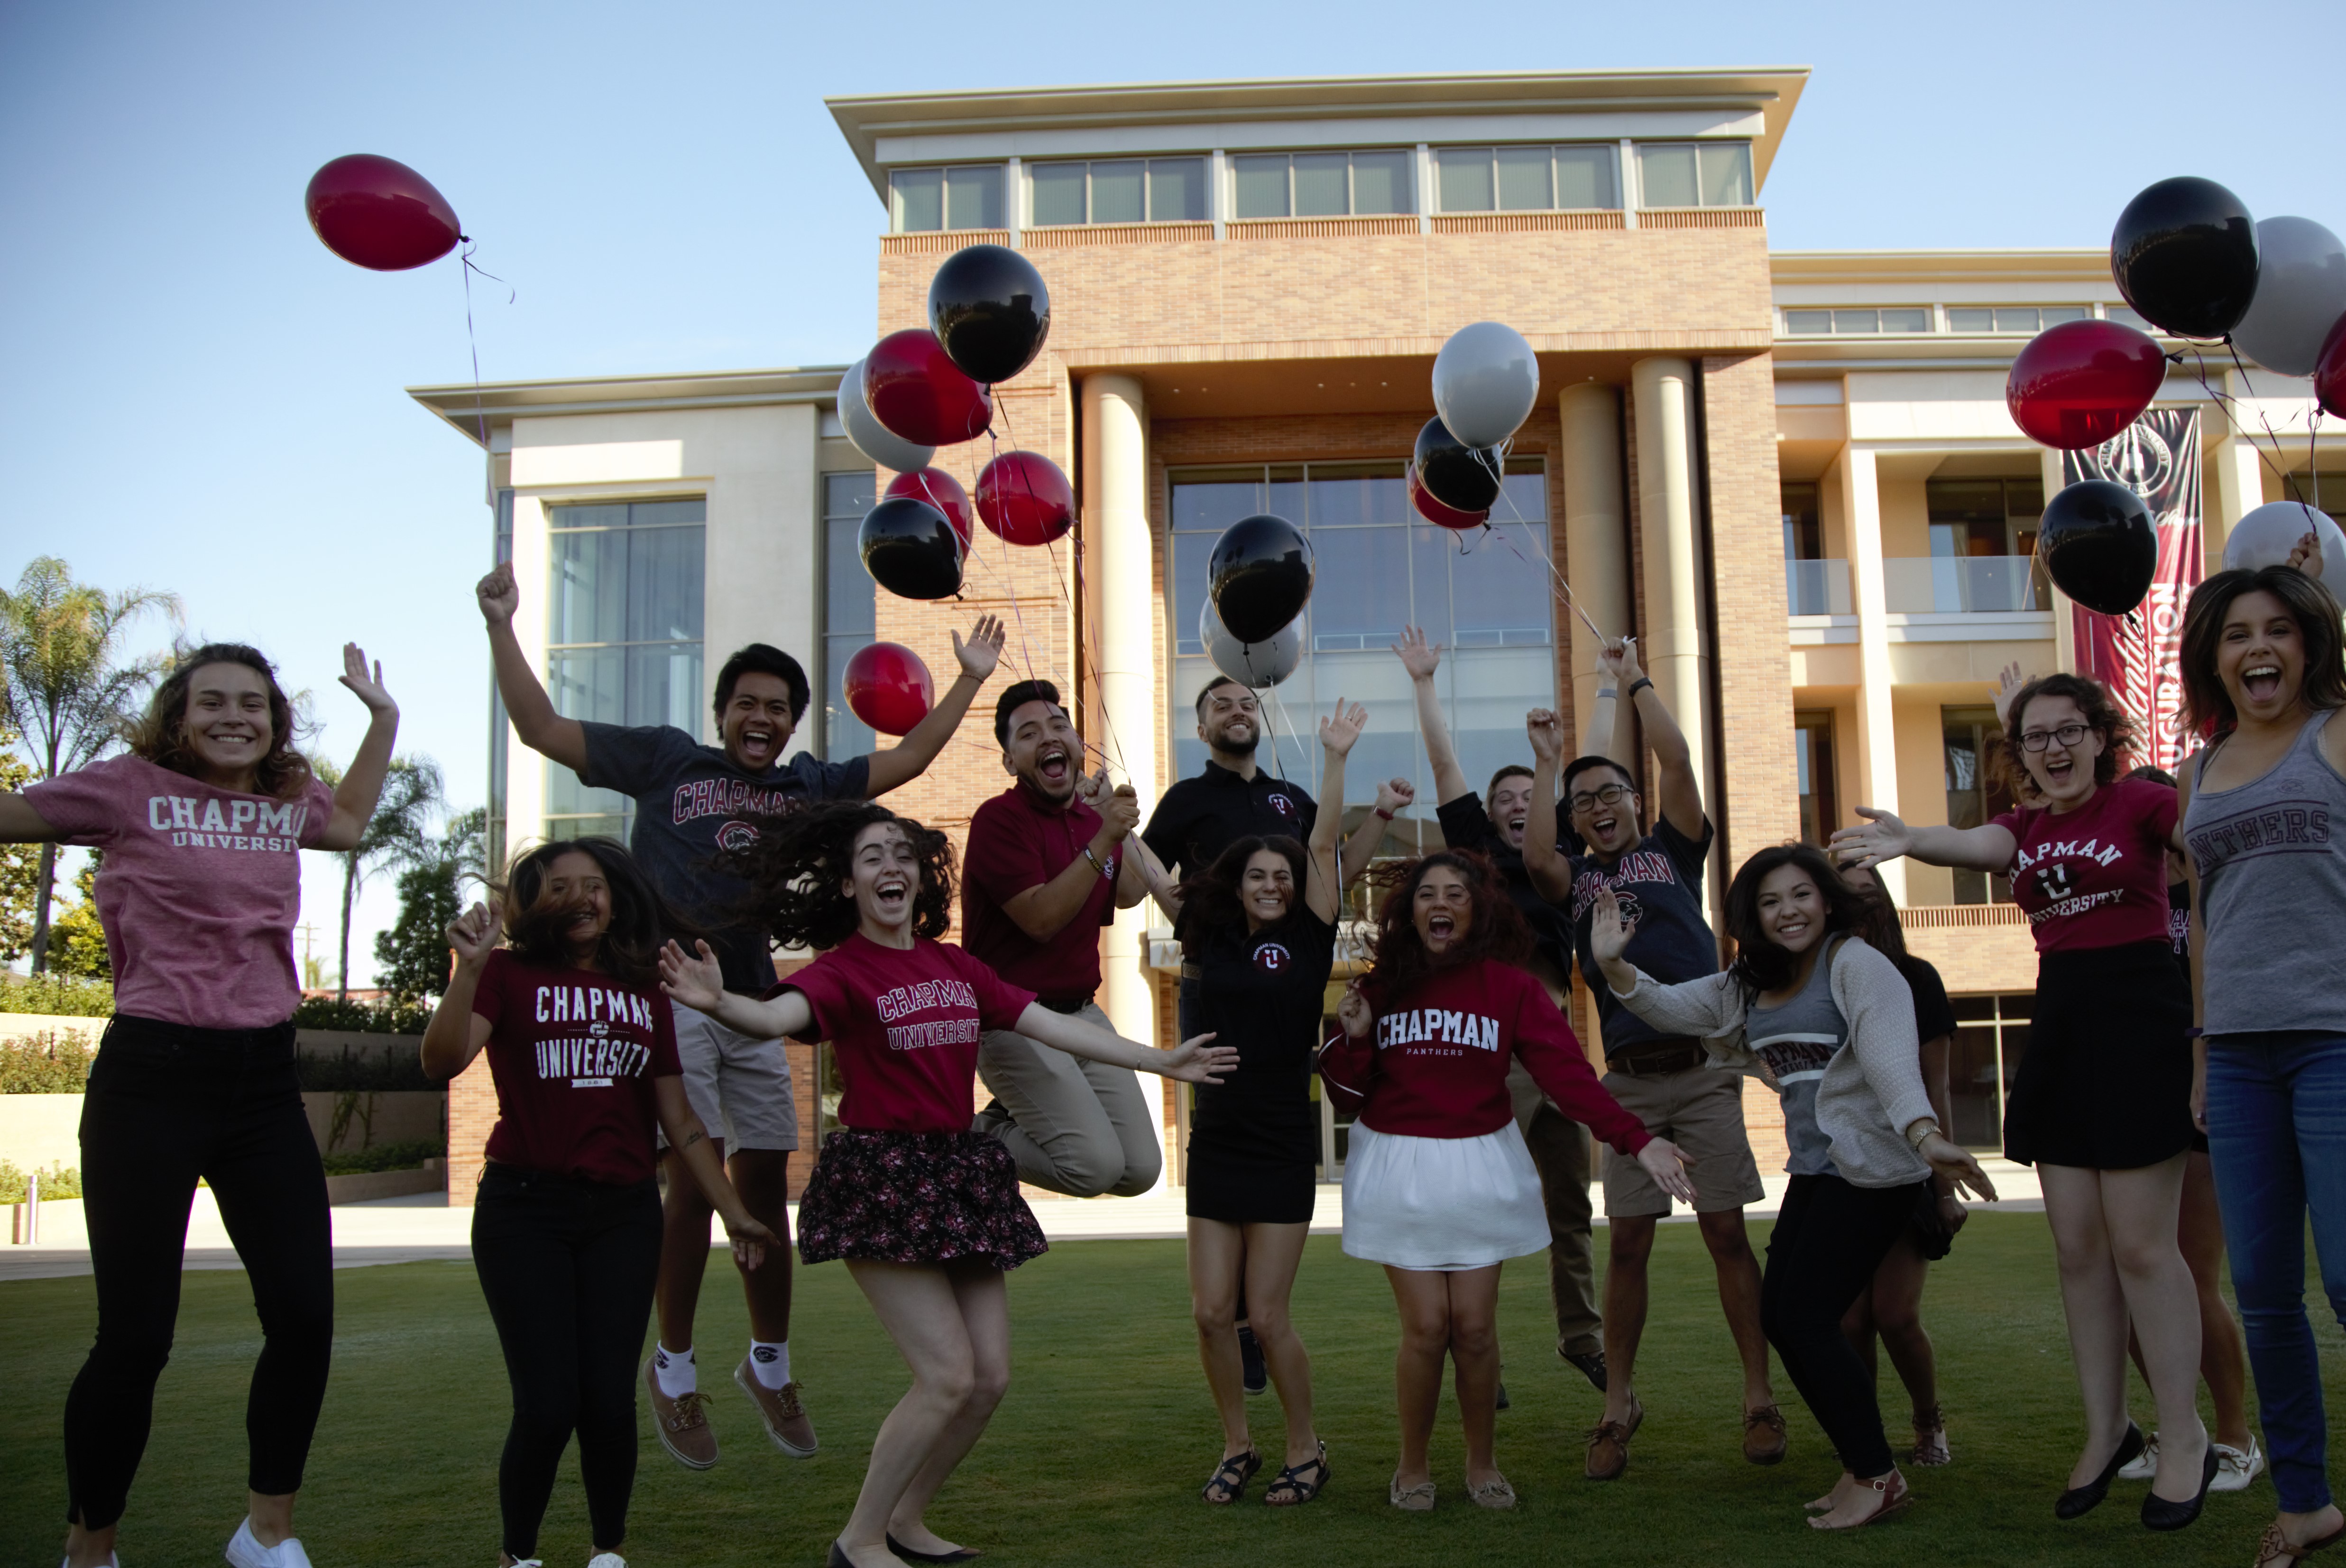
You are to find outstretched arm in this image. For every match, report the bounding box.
[1521,708,1573,900]
[477,561,590,775]
[0,795,63,843]
[657,940,816,1039]
[1012,1004,1238,1083]
[1601,639,1702,841]
[1830,807,2016,874]
[1306,700,1366,924]
[865,615,1006,798]
[1394,625,1470,806]
[316,644,401,852]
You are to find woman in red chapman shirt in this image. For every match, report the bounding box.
[657,800,1234,1568]
[1319,850,1693,1513]
[422,838,773,1568]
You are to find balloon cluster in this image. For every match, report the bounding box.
[1408,321,1540,526]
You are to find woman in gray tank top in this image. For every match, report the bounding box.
[2177,557,2346,1568]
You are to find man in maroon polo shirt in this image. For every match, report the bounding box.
[963,679,1175,1196]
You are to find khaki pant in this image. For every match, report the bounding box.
[1507,1058,1601,1355]
[977,1001,1163,1198]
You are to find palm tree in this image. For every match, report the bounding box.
[0,558,180,971]
[315,754,443,1000]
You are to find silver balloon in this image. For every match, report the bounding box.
[837,358,935,474]
[2224,499,2346,575]
[1432,321,1540,449]
[1200,599,1303,688]
[2234,217,2346,378]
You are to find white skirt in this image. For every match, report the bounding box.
[1341,1120,1552,1271]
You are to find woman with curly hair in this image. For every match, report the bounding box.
[656,800,1235,1568]
[1319,849,1690,1513]
[2,642,400,1568]
[1834,672,2213,1531]
[421,838,776,1568]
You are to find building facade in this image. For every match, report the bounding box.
[413,69,2345,1198]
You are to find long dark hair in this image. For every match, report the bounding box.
[2178,565,2346,737]
[127,642,315,801]
[1724,844,1872,994]
[1360,850,1530,1006]
[497,837,682,987]
[1175,834,1307,956]
[718,800,955,953]
[1993,671,2134,800]
[1840,862,1909,965]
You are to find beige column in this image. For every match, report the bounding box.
[2209,422,2267,577]
[1559,381,1630,722]
[1839,442,1906,906]
[1629,357,1709,796]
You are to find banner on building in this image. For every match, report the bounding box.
[2062,408,2203,772]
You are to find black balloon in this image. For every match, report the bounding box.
[2039,480,2157,617]
[859,495,966,601]
[929,244,1052,386]
[2111,176,2260,340]
[1209,514,1315,644]
[1413,416,1502,513]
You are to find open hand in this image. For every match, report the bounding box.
[1992,660,2030,728]
[1161,1032,1239,1083]
[724,1213,781,1272]
[1393,624,1441,681]
[1828,807,1912,871]
[1920,1133,1997,1204]
[658,938,727,1012]
[954,614,1008,680]
[339,644,396,715]
[1588,884,1636,965]
[1637,1137,1698,1204]
[476,561,519,627]
[445,899,503,969]
[1319,697,1368,757]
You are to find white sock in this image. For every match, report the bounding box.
[653,1342,697,1397]
[749,1339,791,1389]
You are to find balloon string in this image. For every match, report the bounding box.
[1476,464,1609,646]
[2174,342,2301,503]
[457,240,514,467]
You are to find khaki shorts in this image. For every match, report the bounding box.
[1600,1064,1762,1218]
[659,1001,800,1154]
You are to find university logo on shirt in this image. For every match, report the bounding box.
[2186,798,2331,876]
[1569,852,1675,921]
[1376,1007,1502,1053]
[531,983,660,1086]
[146,795,308,853]
[1265,791,1301,822]
[874,977,981,1052]
[1252,941,1292,974]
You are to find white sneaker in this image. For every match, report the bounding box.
[225,1520,313,1568]
[2212,1439,2267,1493]
[61,1556,120,1568]
[2116,1431,2160,1481]
[586,1556,627,1568]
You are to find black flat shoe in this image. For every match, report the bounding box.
[2057,1424,2146,1519]
[828,1544,853,1568]
[1562,1347,1610,1393]
[1495,1380,1511,1412]
[887,1533,982,1562]
[2142,1441,2219,1531]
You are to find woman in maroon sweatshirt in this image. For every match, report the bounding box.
[1321,850,1694,1513]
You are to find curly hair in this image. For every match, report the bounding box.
[1992,672,2134,798]
[1174,834,1306,955]
[717,800,955,953]
[127,642,315,801]
[2178,565,2346,737]
[1723,844,1874,994]
[1359,849,1531,1007]
[497,837,685,988]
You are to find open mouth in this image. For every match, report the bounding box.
[2042,752,2077,787]
[1774,917,1810,944]
[1036,742,1071,788]
[1589,810,1621,843]
[872,872,911,917]
[1502,814,1527,844]
[2244,663,2283,703]
[204,729,258,751]
[737,724,777,763]
[1425,911,1457,944]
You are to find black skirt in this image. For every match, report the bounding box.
[1184,1121,1317,1226]
[2003,941,2194,1170]
[797,1128,1047,1272]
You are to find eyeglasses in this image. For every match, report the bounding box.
[2020,723,2092,752]
[1567,783,1633,814]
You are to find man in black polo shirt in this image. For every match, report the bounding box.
[1522,636,1779,1482]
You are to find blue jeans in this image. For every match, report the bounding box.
[2207,1031,2346,1514]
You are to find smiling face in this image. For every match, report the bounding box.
[1003,698,1081,803]
[2217,588,2307,725]
[1411,863,1475,954]
[2015,692,2105,808]
[720,671,796,773]
[1488,773,1536,850]
[843,820,920,935]
[541,850,613,963]
[1567,763,1642,859]
[181,661,276,789]
[1239,846,1295,932]
[1754,862,1827,959]
[1197,684,1260,758]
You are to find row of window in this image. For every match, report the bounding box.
[1782,303,2149,336]
[888,141,1755,231]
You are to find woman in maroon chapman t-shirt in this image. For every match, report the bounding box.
[656,800,1234,1568]
[422,839,773,1568]
[1318,850,1693,1513]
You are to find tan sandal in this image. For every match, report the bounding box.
[1468,1473,1518,1510]
[1389,1472,1435,1512]
[1807,1470,1912,1531]
[2259,1519,2346,1568]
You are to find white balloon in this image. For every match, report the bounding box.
[837,358,935,474]
[1200,599,1304,689]
[2234,217,2346,378]
[1432,321,1540,449]
[2224,499,2346,575]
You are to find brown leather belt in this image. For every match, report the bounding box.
[1609,1039,1704,1076]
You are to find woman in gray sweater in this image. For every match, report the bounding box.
[1588,844,1995,1530]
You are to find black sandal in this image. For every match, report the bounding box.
[1202,1449,1261,1504]
[1263,1442,1329,1507]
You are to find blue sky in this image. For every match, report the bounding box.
[4,0,2342,981]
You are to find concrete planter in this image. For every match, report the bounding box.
[0,1093,84,1173]
[323,1163,444,1204]
[301,1091,444,1153]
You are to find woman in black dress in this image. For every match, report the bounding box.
[1167,697,1369,1508]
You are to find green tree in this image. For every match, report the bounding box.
[372,807,487,1004]
[316,753,442,1000]
[0,558,179,971]
[0,728,37,961]
[46,854,110,981]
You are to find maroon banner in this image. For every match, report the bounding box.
[2062,408,2203,771]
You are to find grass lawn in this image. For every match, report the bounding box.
[0,1211,2317,1566]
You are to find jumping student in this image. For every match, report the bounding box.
[1320,850,1693,1513]
[656,800,1234,1568]
[421,839,778,1568]
[477,560,1006,1467]
[6,642,401,1568]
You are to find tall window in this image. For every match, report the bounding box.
[1637,142,1753,208]
[1028,158,1206,225]
[543,500,706,841]
[1435,144,1619,212]
[1167,461,1554,821]
[822,473,879,761]
[1794,712,1837,846]
[1782,481,1821,560]
[1941,705,2015,905]
[890,165,1004,232]
[1231,150,1413,219]
[1949,992,2032,1150]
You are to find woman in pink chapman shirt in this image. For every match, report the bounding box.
[1319,850,1694,1513]
[3,642,400,1568]
[657,800,1233,1568]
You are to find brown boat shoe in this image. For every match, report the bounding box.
[1585,1398,1644,1481]
[734,1357,819,1457]
[1744,1403,1789,1465]
[644,1354,718,1469]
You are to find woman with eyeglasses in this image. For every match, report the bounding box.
[1833,673,2212,1533]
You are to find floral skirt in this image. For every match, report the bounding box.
[797,1128,1048,1272]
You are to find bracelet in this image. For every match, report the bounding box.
[1595,688,1618,699]
[2185,1026,2205,1040]
[1905,1119,1941,1150]
[1627,677,1654,699]
[1082,846,1113,880]
[1374,807,1395,821]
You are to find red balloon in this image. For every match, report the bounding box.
[2317,313,2346,420]
[975,450,1075,546]
[865,330,992,447]
[1408,467,1488,530]
[885,468,973,558]
[304,155,462,271]
[843,642,935,737]
[2006,319,2169,450]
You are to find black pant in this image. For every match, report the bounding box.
[64,1015,333,1529]
[472,1163,662,1559]
[1179,969,1249,1323]
[1759,1173,1930,1480]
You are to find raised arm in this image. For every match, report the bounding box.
[1394,625,1470,806]
[315,643,401,852]
[999,770,1136,941]
[656,939,816,1040]
[1830,807,2017,874]
[864,614,1005,798]
[1601,638,1703,840]
[419,900,500,1081]
[1585,884,1744,1037]
[1011,1003,1237,1083]
[1339,777,1411,889]
[1306,699,1366,924]
[1521,707,1573,900]
[477,561,590,775]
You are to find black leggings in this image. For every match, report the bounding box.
[471,1163,662,1559]
[64,1015,333,1530]
[1759,1173,1931,1480]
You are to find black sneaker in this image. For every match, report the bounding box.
[1238,1323,1267,1395]
[1562,1347,1609,1393]
[1495,1380,1511,1412]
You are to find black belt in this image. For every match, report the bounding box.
[1609,1039,1704,1076]
[1037,993,1095,1016]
